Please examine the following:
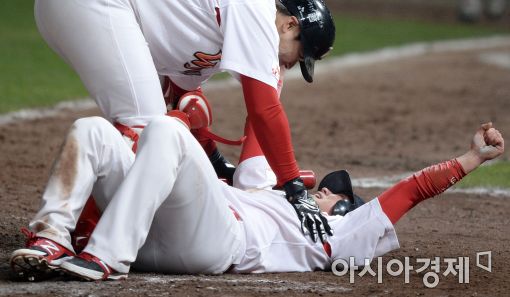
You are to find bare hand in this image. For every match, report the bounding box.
[471,122,505,162]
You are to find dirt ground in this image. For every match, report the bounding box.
[1,44,509,296]
[1,4,510,296]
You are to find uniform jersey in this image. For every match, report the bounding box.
[132,0,281,90]
[35,0,281,126]
[224,156,400,273]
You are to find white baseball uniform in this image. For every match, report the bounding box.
[30,116,399,274]
[34,0,281,126]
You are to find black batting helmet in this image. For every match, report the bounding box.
[318,170,366,216]
[279,0,336,83]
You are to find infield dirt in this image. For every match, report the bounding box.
[1,4,510,294]
[1,43,509,296]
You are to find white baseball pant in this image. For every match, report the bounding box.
[34,0,166,126]
[30,116,244,274]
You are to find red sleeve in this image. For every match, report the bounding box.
[240,75,300,184]
[378,159,466,224]
[239,118,264,163]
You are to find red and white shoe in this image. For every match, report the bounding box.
[60,252,127,281]
[10,228,75,281]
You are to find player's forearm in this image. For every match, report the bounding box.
[455,149,485,175]
[248,110,299,185]
[378,158,466,224]
[380,123,505,224]
[240,75,300,184]
[416,158,466,196]
[239,119,264,163]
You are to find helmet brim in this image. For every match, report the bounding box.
[299,56,315,83]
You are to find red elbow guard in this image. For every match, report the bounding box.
[176,91,212,130]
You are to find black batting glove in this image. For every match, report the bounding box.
[283,177,333,243]
[209,149,236,185]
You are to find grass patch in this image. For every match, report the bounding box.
[331,15,510,55]
[456,161,510,189]
[0,0,87,114]
[1,1,509,114]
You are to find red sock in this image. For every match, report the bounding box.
[378,159,466,224]
[71,197,100,253]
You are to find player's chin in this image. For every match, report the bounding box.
[285,62,297,70]
[279,60,296,70]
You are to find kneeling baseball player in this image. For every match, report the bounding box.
[10,114,504,280]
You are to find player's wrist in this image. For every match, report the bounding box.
[470,148,487,165]
[456,150,484,174]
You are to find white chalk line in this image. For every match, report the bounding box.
[351,173,510,197]
[479,51,510,69]
[300,35,510,80]
[1,35,509,127]
[139,275,351,293]
[0,99,95,126]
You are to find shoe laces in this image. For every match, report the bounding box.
[20,227,37,248]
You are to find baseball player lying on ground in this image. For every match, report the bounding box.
[10,114,504,280]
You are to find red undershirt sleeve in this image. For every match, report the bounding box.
[378,159,467,224]
[240,75,300,184]
[239,119,264,163]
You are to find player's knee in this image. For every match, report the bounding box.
[71,116,115,141]
[144,116,183,137]
[138,116,191,151]
[72,116,110,131]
